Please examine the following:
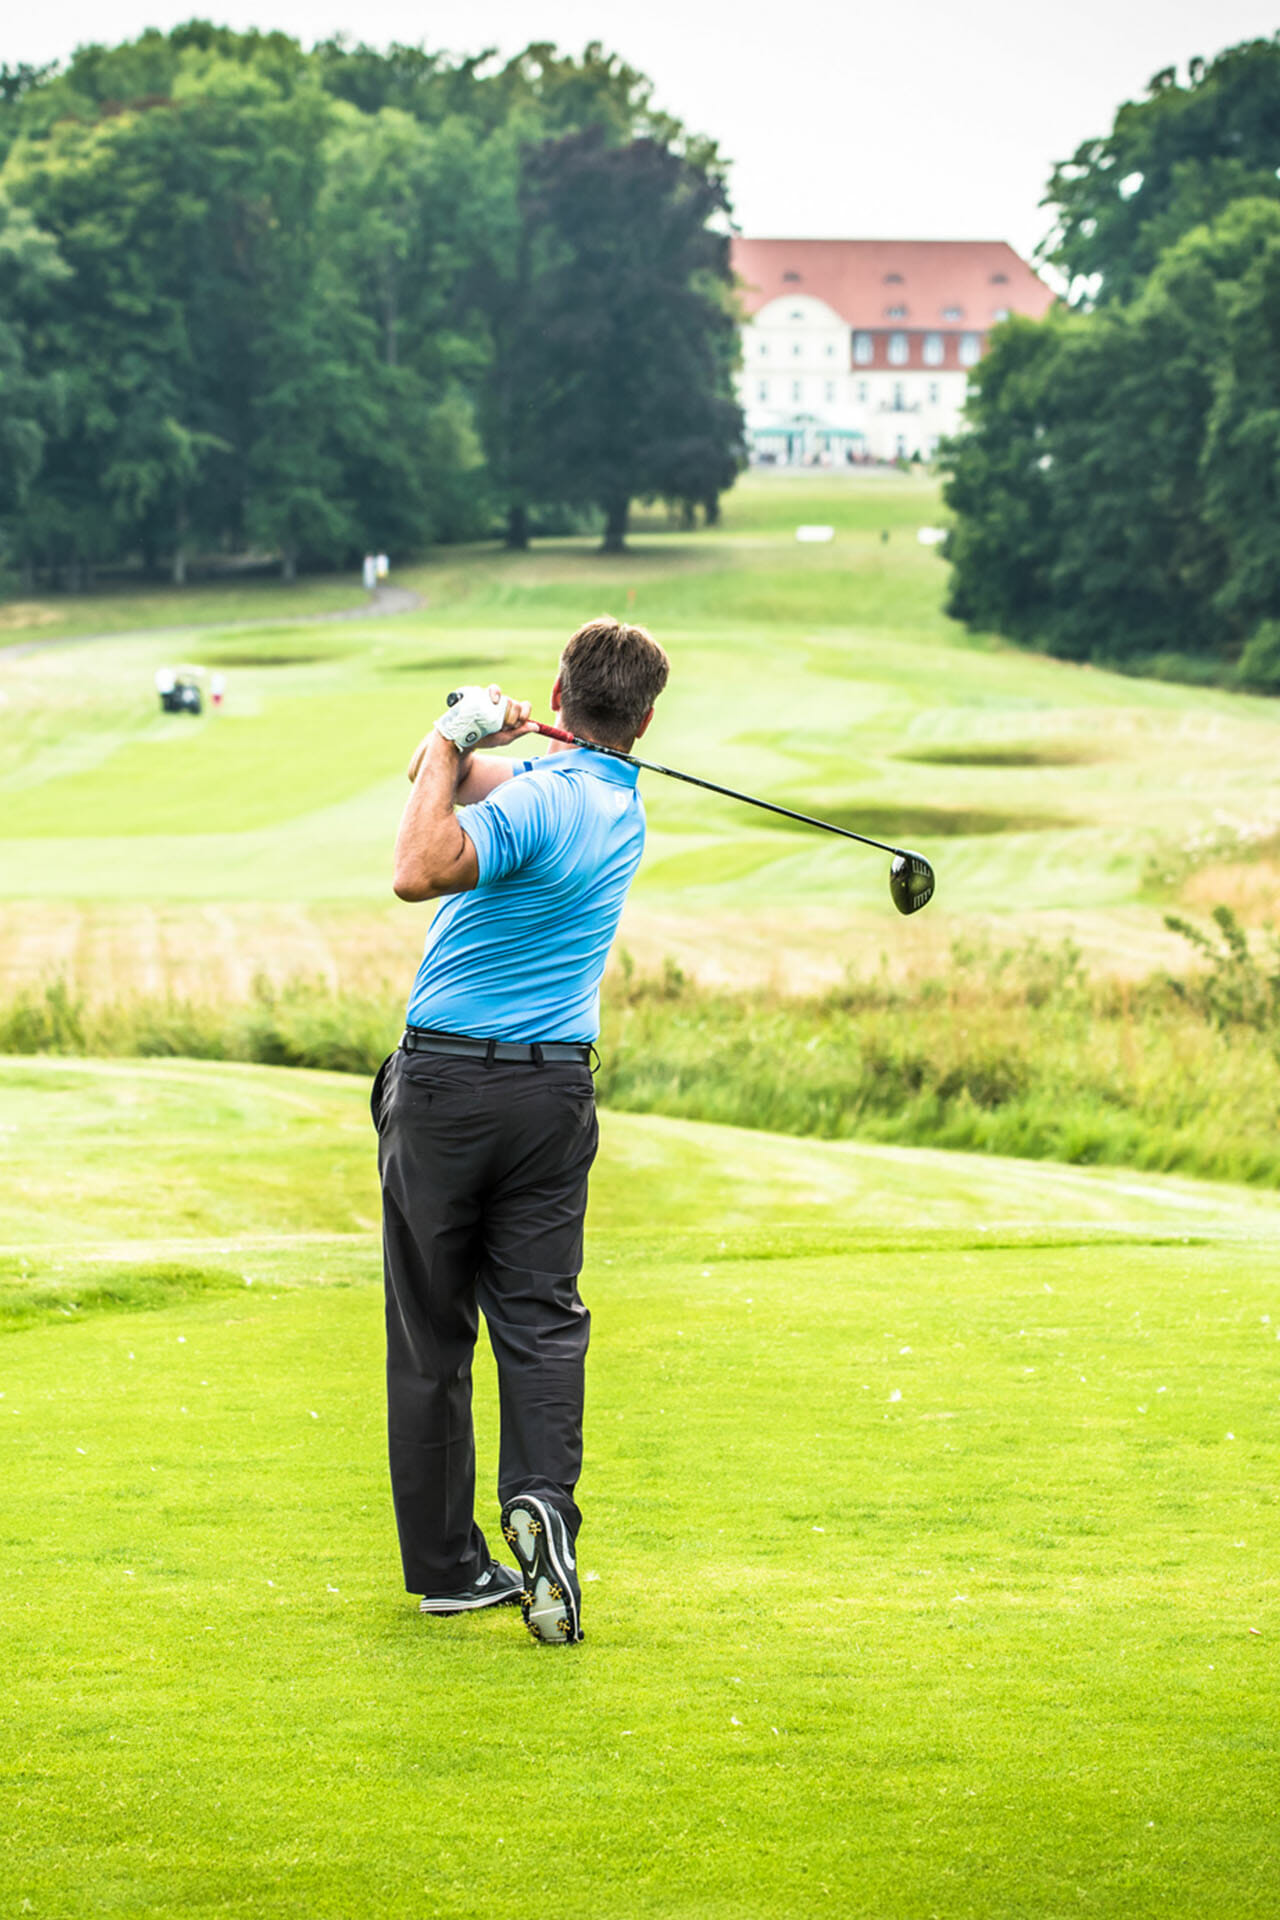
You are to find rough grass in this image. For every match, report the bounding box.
[2,921,1277,1188]
[2,1055,1279,1917]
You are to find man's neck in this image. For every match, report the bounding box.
[547,723,635,757]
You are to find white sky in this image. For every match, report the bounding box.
[5,0,1276,261]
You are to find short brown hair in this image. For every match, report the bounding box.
[559,616,670,744]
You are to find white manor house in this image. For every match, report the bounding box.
[731,237,1054,464]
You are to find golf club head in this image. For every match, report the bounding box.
[889,852,935,916]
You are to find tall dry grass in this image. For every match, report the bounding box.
[2,916,1276,1187]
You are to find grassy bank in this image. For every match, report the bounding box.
[3,916,1276,1188]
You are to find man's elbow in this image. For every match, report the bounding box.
[393,868,440,902]
[393,855,473,900]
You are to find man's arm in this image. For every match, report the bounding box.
[406,734,519,806]
[393,732,479,901]
[394,686,536,901]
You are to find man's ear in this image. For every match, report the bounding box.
[634,706,655,740]
[551,674,563,715]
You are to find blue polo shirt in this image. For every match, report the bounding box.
[405,748,645,1043]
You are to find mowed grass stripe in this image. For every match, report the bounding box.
[3,470,1280,981]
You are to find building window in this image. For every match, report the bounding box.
[990,272,1009,285]
[783,270,801,282]
[824,380,836,402]
[884,271,904,283]
[757,380,769,402]
[758,341,768,356]
[853,331,873,364]
[943,305,963,321]
[790,309,805,321]
[992,307,1009,322]
[928,381,939,405]
[959,332,981,367]
[923,332,943,366]
[792,379,802,402]
[893,381,905,410]
[825,343,834,356]
[856,380,869,403]
[888,332,909,365]
[792,342,802,356]
[886,305,906,319]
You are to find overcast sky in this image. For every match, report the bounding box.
[6,0,1276,262]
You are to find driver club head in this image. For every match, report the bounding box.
[889,852,935,916]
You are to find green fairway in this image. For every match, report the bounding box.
[3,1055,1279,1918]
[3,470,1279,998]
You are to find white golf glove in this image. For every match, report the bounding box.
[434,685,509,753]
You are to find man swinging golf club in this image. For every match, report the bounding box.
[372,615,669,1643]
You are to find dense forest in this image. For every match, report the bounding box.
[944,36,1280,689]
[0,24,744,585]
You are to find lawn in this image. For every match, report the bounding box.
[2,469,1279,999]
[3,1056,1279,1917]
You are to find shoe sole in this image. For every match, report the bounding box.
[418,1586,522,1616]
[501,1497,583,1644]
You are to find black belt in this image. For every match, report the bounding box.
[401,1025,594,1066]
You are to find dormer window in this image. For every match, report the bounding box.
[990,272,1009,284]
[884,272,904,283]
[942,305,963,321]
[782,271,801,282]
[886,305,906,318]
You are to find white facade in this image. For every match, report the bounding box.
[737,293,970,464]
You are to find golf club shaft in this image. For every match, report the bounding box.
[532,723,914,860]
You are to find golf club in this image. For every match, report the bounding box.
[530,719,935,915]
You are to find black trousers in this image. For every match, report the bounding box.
[372,1046,598,1594]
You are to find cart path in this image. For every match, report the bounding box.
[0,582,425,663]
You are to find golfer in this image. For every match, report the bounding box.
[371,616,669,1644]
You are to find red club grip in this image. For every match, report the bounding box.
[534,721,575,743]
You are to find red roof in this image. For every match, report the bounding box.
[731,237,1055,330]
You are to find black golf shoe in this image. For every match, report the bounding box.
[500,1495,583,1644]
[418,1560,523,1616]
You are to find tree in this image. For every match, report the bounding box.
[0,196,68,582]
[1043,37,1280,305]
[0,26,743,583]
[516,127,743,552]
[944,199,1280,665]
[316,104,497,552]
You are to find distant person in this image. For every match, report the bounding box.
[372,617,669,1644]
[210,673,225,710]
[363,554,377,591]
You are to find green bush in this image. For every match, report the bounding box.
[1236,618,1280,691]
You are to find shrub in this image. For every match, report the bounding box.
[1236,618,1280,691]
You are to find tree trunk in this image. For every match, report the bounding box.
[172,503,188,586]
[505,503,530,550]
[281,543,297,584]
[680,500,696,531]
[703,494,721,528]
[601,497,629,554]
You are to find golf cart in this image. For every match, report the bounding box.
[155,664,208,715]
